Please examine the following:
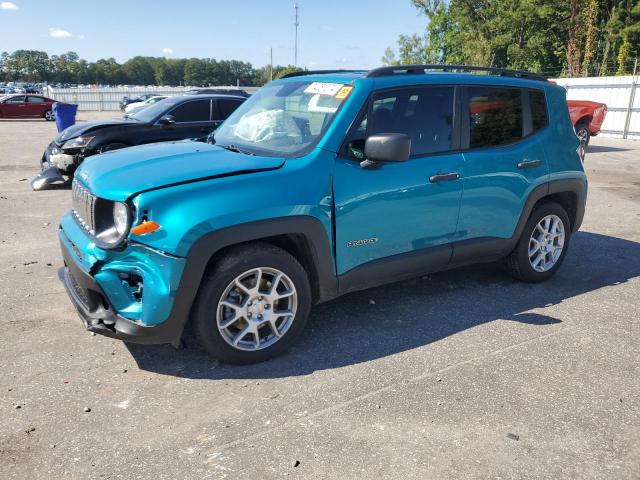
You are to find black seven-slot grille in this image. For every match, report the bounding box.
[72,179,97,235]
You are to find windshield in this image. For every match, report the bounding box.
[213,80,352,157]
[130,97,180,122]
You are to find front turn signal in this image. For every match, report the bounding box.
[131,221,161,236]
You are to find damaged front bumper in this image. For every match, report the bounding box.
[32,142,83,190]
[58,211,188,345]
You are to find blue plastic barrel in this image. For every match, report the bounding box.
[52,102,78,132]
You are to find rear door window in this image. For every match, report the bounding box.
[27,96,45,103]
[466,87,523,148]
[169,100,211,122]
[216,99,243,119]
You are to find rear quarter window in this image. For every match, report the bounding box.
[530,90,548,132]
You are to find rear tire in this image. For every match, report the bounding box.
[503,202,571,283]
[191,242,311,364]
[44,110,55,121]
[575,123,590,146]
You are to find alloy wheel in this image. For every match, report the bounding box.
[216,267,298,351]
[576,127,589,144]
[528,214,565,272]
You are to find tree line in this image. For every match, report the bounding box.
[383,0,640,77]
[0,50,301,86]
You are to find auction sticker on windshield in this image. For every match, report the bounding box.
[304,82,344,96]
[334,86,353,99]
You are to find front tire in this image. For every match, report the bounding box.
[191,242,311,364]
[503,202,571,283]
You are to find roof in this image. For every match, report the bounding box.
[168,94,248,101]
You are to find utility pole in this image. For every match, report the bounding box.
[294,3,299,67]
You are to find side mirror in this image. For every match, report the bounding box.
[158,114,176,125]
[362,133,410,167]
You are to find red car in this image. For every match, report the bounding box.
[567,100,607,146]
[0,94,56,121]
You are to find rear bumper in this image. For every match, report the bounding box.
[58,218,188,345]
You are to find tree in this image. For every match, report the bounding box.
[386,0,640,78]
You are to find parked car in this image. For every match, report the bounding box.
[32,94,246,190]
[0,94,56,120]
[119,93,157,111]
[567,100,607,146]
[124,95,169,116]
[57,66,586,364]
[185,88,250,97]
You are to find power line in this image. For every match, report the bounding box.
[294,2,299,68]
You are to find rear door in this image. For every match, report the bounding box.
[26,96,48,117]
[453,86,550,261]
[2,96,27,117]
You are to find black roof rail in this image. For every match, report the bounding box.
[366,64,548,82]
[280,69,366,79]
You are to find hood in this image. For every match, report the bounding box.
[75,141,285,201]
[56,119,136,143]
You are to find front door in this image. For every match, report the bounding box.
[155,99,216,142]
[2,96,27,117]
[334,85,464,276]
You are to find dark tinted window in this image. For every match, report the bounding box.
[6,96,25,104]
[27,96,45,103]
[468,87,522,148]
[169,100,211,122]
[216,99,242,119]
[346,86,455,158]
[530,90,548,132]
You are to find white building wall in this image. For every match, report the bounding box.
[552,75,639,140]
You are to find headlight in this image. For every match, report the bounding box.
[94,201,131,248]
[62,135,95,149]
[113,202,129,236]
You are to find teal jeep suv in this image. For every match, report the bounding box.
[59,65,587,364]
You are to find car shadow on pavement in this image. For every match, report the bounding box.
[587,145,631,153]
[126,231,640,379]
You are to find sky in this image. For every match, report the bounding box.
[0,0,427,69]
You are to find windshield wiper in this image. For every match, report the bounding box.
[218,144,255,156]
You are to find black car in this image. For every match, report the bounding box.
[119,93,157,111]
[185,88,250,97]
[32,94,246,190]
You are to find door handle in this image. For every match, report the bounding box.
[517,159,542,169]
[429,172,460,183]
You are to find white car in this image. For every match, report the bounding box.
[124,95,169,115]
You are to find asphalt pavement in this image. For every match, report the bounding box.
[1,112,639,479]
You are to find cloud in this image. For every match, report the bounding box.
[162,48,173,55]
[0,2,19,10]
[78,34,85,40]
[49,28,73,38]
